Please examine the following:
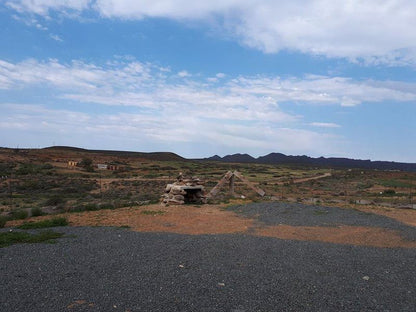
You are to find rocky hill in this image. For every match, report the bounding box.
[205,152,416,172]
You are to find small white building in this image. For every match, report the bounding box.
[97,164,108,170]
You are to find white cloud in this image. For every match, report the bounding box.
[1,58,416,109]
[1,103,340,157]
[310,122,340,128]
[8,0,416,66]
[35,23,47,30]
[340,98,360,107]
[1,57,416,158]
[50,34,63,42]
[6,0,90,15]
[11,14,48,30]
[227,75,416,106]
[177,70,190,78]
[0,58,151,91]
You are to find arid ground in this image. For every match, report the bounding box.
[2,146,415,248]
[6,200,416,249]
[2,147,416,311]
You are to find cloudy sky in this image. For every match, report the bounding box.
[1,0,415,162]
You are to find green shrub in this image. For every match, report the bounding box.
[383,189,396,196]
[31,207,43,217]
[0,216,7,228]
[17,217,68,229]
[45,195,65,206]
[41,163,53,170]
[98,203,115,210]
[380,179,413,188]
[70,205,86,212]
[84,203,98,211]
[79,158,94,172]
[11,210,28,220]
[79,158,92,167]
[15,164,35,175]
[0,230,64,248]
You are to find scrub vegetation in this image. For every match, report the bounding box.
[0,147,414,228]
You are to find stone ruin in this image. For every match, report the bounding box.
[161,171,265,205]
[161,173,206,205]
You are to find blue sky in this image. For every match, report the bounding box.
[1,1,415,162]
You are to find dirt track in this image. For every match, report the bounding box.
[282,172,332,184]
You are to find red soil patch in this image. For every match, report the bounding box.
[255,225,416,248]
[23,204,253,235]
[353,206,416,227]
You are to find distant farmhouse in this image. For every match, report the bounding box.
[67,160,123,171]
[67,161,78,169]
[108,164,121,171]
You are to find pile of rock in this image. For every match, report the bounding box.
[161,174,206,205]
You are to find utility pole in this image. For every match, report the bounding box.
[8,172,13,209]
[99,171,102,200]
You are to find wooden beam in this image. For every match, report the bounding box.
[229,173,235,196]
[208,170,266,198]
[208,171,233,198]
[233,171,265,197]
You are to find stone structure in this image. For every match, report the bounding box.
[161,174,206,205]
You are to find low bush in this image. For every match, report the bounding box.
[84,203,98,211]
[17,217,68,229]
[15,164,36,175]
[380,179,413,188]
[11,210,28,220]
[383,189,396,196]
[136,194,160,204]
[69,205,86,212]
[44,195,65,206]
[0,230,64,248]
[0,216,7,228]
[41,163,53,170]
[98,203,115,210]
[31,207,43,217]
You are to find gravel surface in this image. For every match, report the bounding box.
[1,224,416,312]
[227,202,416,241]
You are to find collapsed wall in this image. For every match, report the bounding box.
[161,175,206,205]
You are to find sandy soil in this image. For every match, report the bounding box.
[65,204,253,235]
[353,205,416,227]
[255,225,416,248]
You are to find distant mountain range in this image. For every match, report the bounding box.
[204,152,416,172]
[43,146,185,162]
[4,146,415,172]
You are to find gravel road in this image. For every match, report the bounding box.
[1,203,416,311]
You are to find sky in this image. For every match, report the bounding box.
[0,1,415,162]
